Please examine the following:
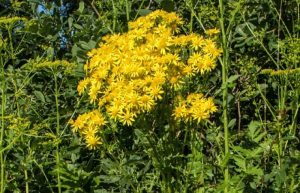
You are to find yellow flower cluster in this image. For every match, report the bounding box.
[72,10,220,149]
[173,93,217,123]
[71,110,106,149]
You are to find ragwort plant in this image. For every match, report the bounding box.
[72,10,220,149]
[72,10,221,192]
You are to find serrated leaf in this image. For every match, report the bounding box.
[233,156,246,170]
[254,131,266,143]
[220,153,230,168]
[248,121,259,137]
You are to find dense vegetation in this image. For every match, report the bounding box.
[0,0,299,192]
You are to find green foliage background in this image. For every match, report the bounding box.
[0,0,299,192]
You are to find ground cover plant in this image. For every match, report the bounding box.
[0,0,299,192]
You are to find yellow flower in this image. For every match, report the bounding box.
[203,40,221,58]
[191,35,205,50]
[173,105,187,120]
[71,114,87,132]
[191,108,209,123]
[82,127,98,137]
[85,135,101,150]
[77,79,90,95]
[148,86,164,100]
[139,95,155,111]
[188,53,202,66]
[205,28,220,36]
[90,110,107,127]
[126,92,140,107]
[120,110,136,126]
[173,93,217,123]
[182,65,194,76]
[107,104,122,120]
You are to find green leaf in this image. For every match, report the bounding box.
[220,153,230,168]
[245,167,263,176]
[138,9,152,16]
[79,41,93,50]
[228,118,236,129]
[227,75,240,83]
[87,40,96,49]
[46,47,54,59]
[247,121,266,142]
[33,91,45,103]
[72,44,79,57]
[73,24,83,30]
[68,17,73,29]
[78,1,84,13]
[233,156,246,170]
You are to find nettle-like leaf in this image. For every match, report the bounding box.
[247,121,266,143]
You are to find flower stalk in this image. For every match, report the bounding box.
[53,71,61,193]
[218,0,230,192]
[0,49,6,193]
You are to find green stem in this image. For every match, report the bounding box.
[277,124,282,168]
[24,169,29,193]
[111,0,117,32]
[219,0,230,192]
[125,0,130,22]
[0,52,6,193]
[0,133,22,154]
[185,0,205,32]
[7,26,14,61]
[33,160,54,193]
[189,1,193,32]
[54,72,61,193]
[133,0,145,20]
